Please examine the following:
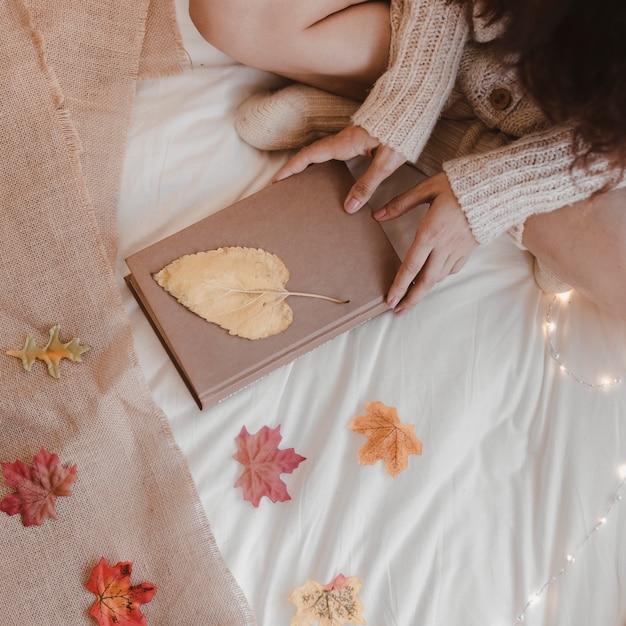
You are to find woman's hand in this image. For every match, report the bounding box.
[274,129,478,314]
[273,125,407,213]
[376,172,479,314]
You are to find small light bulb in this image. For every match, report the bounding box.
[618,464,626,480]
[546,322,556,332]
[527,593,540,606]
[599,517,608,526]
[566,554,575,563]
[558,290,572,301]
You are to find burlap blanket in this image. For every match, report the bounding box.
[0,0,254,623]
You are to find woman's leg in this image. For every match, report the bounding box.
[188,0,390,100]
[523,188,626,319]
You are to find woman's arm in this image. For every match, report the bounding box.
[353,0,470,161]
[442,125,626,246]
[275,0,472,211]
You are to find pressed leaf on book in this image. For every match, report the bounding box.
[153,247,348,340]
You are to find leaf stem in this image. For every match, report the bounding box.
[286,291,349,304]
[209,283,349,304]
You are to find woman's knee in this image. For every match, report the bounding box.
[189,0,255,59]
[523,188,626,319]
[188,0,344,64]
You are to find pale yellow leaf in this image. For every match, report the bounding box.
[154,247,291,340]
[154,247,347,340]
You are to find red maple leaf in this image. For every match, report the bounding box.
[233,425,306,507]
[0,446,77,526]
[87,557,157,626]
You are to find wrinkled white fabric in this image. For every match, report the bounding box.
[117,4,626,624]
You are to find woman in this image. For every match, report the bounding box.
[189,0,626,319]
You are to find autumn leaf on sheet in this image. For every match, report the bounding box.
[5,325,90,378]
[0,446,77,527]
[87,557,156,626]
[349,401,422,477]
[288,573,366,626]
[233,425,306,507]
[153,247,348,340]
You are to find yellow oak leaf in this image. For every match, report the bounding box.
[153,247,347,340]
[6,325,90,378]
[288,574,366,626]
[349,401,422,477]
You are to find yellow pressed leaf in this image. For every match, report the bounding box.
[154,247,347,340]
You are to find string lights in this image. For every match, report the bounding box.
[514,464,626,624]
[545,292,624,388]
[513,293,626,623]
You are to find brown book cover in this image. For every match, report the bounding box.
[125,161,401,409]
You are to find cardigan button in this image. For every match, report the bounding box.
[489,88,512,110]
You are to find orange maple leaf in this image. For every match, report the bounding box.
[348,401,422,476]
[86,557,157,626]
[0,446,77,526]
[288,573,366,626]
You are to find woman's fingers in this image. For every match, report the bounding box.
[382,173,479,312]
[273,125,406,214]
[344,145,407,214]
[386,238,434,308]
[372,174,437,221]
[272,125,379,182]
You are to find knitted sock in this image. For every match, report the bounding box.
[533,258,572,294]
[235,84,360,151]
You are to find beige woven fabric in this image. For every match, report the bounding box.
[0,1,254,624]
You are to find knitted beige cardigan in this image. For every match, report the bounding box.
[353,0,626,246]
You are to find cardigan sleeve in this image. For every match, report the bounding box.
[442,125,626,245]
[352,0,470,162]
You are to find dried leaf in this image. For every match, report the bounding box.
[0,446,77,526]
[288,574,366,626]
[153,247,348,340]
[349,401,422,477]
[87,557,157,626]
[233,425,306,507]
[6,325,90,378]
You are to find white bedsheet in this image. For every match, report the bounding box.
[117,4,626,624]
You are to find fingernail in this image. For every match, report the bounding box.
[345,197,361,214]
[387,296,399,308]
[373,207,387,220]
[394,307,407,317]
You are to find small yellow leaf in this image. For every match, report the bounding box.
[154,247,347,341]
[6,325,90,378]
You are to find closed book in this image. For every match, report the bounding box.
[125,161,401,409]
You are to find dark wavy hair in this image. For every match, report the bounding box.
[454,0,626,171]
